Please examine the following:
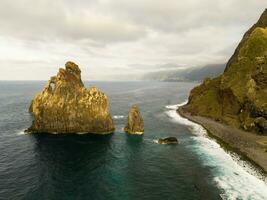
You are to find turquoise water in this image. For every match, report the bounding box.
[0,81,266,200]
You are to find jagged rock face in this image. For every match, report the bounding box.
[28,61,115,134]
[184,10,267,134]
[124,105,144,134]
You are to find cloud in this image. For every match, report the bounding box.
[128,63,185,72]
[104,0,266,33]
[0,0,266,80]
[0,0,147,44]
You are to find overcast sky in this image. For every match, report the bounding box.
[0,0,266,80]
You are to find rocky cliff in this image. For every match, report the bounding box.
[27,61,115,134]
[182,10,267,134]
[124,105,144,134]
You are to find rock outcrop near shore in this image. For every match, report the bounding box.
[157,137,178,144]
[182,10,267,134]
[27,61,115,134]
[124,105,144,134]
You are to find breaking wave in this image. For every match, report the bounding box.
[165,101,267,200]
[113,115,125,119]
[16,130,27,136]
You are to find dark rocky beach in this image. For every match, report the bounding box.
[178,107,267,174]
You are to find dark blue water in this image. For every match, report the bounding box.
[0,81,266,200]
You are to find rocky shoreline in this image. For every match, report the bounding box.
[178,107,267,174]
[183,10,267,135]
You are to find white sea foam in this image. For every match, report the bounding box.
[16,130,27,136]
[76,132,88,135]
[153,139,159,144]
[165,101,267,200]
[165,101,206,137]
[113,115,125,119]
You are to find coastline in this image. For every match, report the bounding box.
[177,107,267,174]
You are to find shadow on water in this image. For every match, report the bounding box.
[126,134,143,145]
[26,133,114,200]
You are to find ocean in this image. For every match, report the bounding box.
[0,81,266,200]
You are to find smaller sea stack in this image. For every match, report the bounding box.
[124,105,144,134]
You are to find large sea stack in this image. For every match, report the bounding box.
[27,61,115,134]
[181,10,267,134]
[124,105,144,134]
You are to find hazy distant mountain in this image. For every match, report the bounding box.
[142,64,225,82]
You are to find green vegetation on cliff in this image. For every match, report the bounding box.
[184,10,267,134]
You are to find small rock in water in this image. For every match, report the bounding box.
[157,137,178,144]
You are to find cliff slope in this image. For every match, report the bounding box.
[182,10,267,134]
[28,61,115,134]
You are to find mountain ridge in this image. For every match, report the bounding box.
[182,10,267,134]
[142,63,225,82]
[225,9,267,72]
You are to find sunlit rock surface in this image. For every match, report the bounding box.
[183,10,267,134]
[27,61,115,134]
[124,105,144,134]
